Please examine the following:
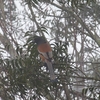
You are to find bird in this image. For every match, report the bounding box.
[33,35,57,81]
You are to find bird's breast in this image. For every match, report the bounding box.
[37,43,52,52]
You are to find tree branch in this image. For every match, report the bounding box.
[0,33,17,58]
[50,2,100,47]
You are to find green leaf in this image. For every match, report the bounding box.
[82,88,88,96]
[89,87,94,92]
[32,0,40,4]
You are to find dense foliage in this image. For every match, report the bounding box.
[0,0,100,100]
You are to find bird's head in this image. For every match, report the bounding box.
[33,35,47,45]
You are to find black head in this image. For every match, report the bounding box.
[33,36,47,45]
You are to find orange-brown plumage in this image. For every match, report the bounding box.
[37,43,52,52]
[39,54,45,62]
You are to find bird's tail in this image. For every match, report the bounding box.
[45,60,57,81]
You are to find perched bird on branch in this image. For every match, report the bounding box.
[33,36,57,81]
